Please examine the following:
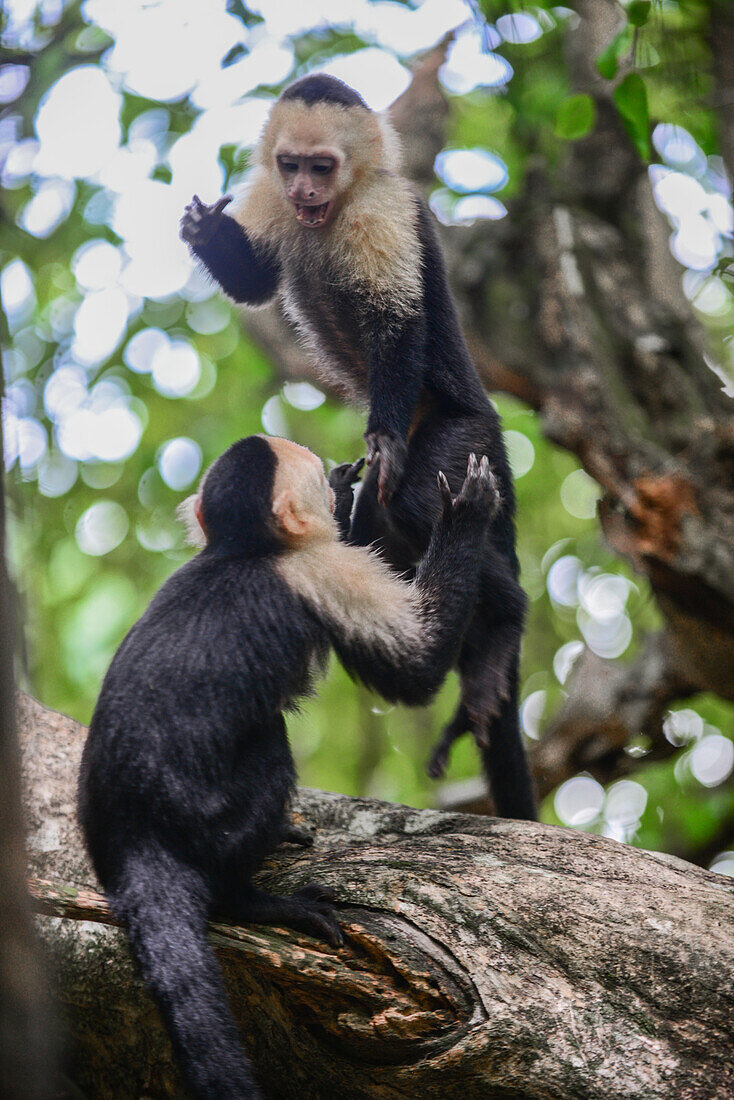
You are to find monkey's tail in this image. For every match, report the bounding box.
[111,847,260,1100]
[482,655,537,821]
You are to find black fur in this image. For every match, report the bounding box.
[78,436,496,1099]
[281,73,369,110]
[179,88,536,820]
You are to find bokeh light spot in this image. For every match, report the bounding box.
[555,775,604,827]
[689,734,734,788]
[547,554,582,607]
[435,148,508,193]
[560,468,601,519]
[157,437,203,491]
[282,381,326,411]
[503,430,535,478]
[75,500,129,556]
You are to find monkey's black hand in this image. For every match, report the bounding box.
[328,457,364,493]
[180,194,233,248]
[364,431,407,506]
[438,454,501,523]
[329,458,364,539]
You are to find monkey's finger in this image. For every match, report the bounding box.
[211,194,233,215]
[377,462,392,506]
[473,727,491,750]
[192,194,202,206]
[365,437,378,465]
[437,470,452,507]
[350,457,365,477]
[467,452,478,477]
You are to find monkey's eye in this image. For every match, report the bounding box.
[311,160,334,175]
[278,157,298,173]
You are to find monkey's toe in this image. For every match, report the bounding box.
[281,823,314,847]
[426,745,449,779]
[296,882,336,904]
[297,898,343,947]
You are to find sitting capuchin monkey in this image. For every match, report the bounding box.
[180,73,536,820]
[78,434,499,1100]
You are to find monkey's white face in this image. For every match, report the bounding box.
[274,138,345,229]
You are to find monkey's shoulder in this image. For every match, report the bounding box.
[106,553,321,686]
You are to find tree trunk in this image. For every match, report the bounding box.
[19,694,734,1099]
[0,386,55,1098]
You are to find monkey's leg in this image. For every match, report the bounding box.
[471,647,536,821]
[426,703,473,778]
[227,884,343,948]
[430,541,535,818]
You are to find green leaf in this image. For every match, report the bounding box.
[596,26,633,80]
[555,94,597,140]
[613,73,651,159]
[627,1,652,27]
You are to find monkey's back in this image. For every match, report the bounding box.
[78,550,327,887]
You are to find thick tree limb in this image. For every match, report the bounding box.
[19,694,734,1098]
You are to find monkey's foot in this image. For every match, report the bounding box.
[180,193,232,247]
[364,431,407,506]
[426,665,512,778]
[438,453,502,523]
[233,885,343,948]
[280,821,314,847]
[427,704,474,779]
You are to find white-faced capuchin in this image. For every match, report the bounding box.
[78,434,499,1100]
[180,73,536,820]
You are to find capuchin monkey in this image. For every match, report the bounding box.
[180,73,536,821]
[78,434,499,1100]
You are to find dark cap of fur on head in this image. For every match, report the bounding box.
[280,73,370,110]
[201,436,280,557]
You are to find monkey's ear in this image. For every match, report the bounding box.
[273,489,310,540]
[176,493,207,549]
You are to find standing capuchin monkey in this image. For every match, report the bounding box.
[179,73,536,820]
[78,434,499,1099]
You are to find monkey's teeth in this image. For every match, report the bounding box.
[296,202,329,226]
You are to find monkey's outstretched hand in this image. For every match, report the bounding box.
[180,194,233,248]
[328,457,364,493]
[438,453,501,523]
[364,431,408,506]
[329,457,364,539]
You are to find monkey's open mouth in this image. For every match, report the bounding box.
[295,202,330,227]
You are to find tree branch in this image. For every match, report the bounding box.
[19,693,734,1098]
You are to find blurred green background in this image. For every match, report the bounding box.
[1,0,732,868]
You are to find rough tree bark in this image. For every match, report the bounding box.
[236,4,734,811]
[0,368,55,1097]
[20,694,734,1099]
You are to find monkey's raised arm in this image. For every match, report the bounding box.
[180,195,281,305]
[330,456,500,705]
